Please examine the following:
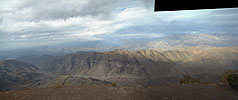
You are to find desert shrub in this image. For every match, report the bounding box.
[111,82,116,86]
[227,73,238,90]
[180,74,200,84]
[221,70,238,83]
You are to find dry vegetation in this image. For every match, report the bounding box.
[0,84,238,100]
[180,74,200,84]
[221,70,238,83]
[221,70,238,90]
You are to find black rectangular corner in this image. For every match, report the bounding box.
[154,0,238,12]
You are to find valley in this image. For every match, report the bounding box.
[1,47,238,91]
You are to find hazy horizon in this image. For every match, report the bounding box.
[0,0,238,51]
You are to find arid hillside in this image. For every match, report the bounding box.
[1,48,238,93]
[0,84,238,100]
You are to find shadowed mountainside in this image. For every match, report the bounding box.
[0,60,47,91]
[16,55,59,68]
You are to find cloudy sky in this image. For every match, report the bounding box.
[0,0,238,51]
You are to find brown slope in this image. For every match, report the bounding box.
[0,84,238,100]
[42,49,177,79]
[40,48,238,84]
[178,48,238,74]
[0,60,52,91]
[0,60,37,76]
[43,75,111,87]
[175,48,238,82]
[161,50,194,62]
[0,60,37,91]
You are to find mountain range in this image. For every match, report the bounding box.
[1,47,238,91]
[1,33,238,60]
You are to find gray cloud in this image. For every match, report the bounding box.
[0,0,238,51]
[16,0,118,21]
[0,18,2,24]
[0,0,153,21]
[109,8,238,38]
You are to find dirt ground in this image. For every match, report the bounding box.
[0,84,237,100]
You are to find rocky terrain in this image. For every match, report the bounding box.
[0,47,238,99]
[0,60,52,91]
[1,48,238,89]
[0,84,238,100]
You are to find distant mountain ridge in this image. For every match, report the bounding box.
[1,33,238,60]
[16,55,59,68]
[119,33,238,50]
